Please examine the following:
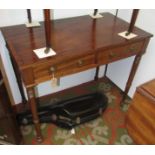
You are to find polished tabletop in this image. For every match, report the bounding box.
[1,13,152,69]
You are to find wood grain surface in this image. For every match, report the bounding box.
[126,79,155,144]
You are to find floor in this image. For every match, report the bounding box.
[20,77,134,144]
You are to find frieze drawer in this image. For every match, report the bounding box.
[98,41,144,65]
[34,54,96,83]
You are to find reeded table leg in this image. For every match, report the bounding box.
[121,55,142,105]
[27,87,43,143]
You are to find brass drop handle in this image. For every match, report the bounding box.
[50,66,56,73]
[129,47,136,52]
[77,60,83,66]
[109,52,116,58]
[126,47,136,53]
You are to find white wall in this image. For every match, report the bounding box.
[0,9,154,104]
[0,9,116,26]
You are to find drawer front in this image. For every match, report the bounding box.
[34,54,96,83]
[98,41,144,64]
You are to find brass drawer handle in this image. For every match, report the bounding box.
[50,66,57,72]
[129,47,136,51]
[77,60,84,66]
[126,47,136,53]
[109,52,116,58]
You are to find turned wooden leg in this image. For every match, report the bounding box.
[27,87,43,142]
[121,55,142,105]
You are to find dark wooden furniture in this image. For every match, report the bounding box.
[0,70,22,144]
[126,79,155,144]
[1,12,152,142]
